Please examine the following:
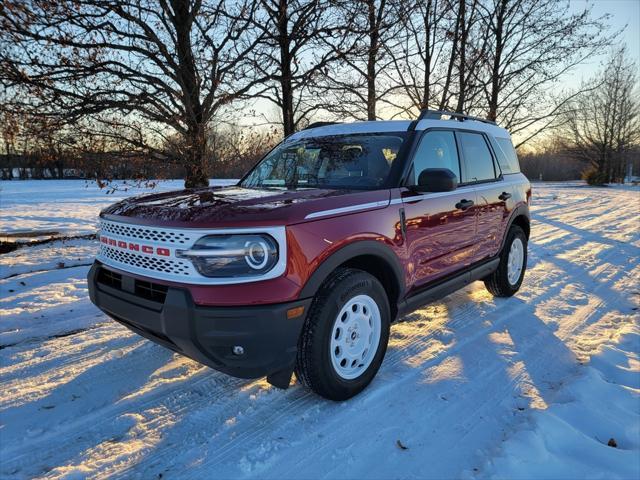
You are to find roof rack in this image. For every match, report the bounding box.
[408,110,496,131]
[304,121,341,130]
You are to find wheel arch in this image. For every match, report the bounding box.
[299,240,405,320]
[501,204,530,251]
[511,213,530,239]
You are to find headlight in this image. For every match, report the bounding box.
[177,234,279,278]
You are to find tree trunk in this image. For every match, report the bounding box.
[184,126,209,188]
[439,1,461,110]
[366,0,379,120]
[57,157,64,179]
[281,74,295,136]
[488,0,505,122]
[278,0,295,136]
[420,0,433,110]
[172,0,209,188]
[455,0,467,114]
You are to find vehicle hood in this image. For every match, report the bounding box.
[100,185,390,228]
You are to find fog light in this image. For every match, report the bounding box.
[232,345,244,356]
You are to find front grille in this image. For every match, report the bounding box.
[96,219,287,284]
[100,221,196,244]
[97,219,202,281]
[100,245,191,276]
[97,268,122,289]
[135,280,169,303]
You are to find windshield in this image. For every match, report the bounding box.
[241,133,407,190]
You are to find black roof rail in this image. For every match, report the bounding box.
[408,110,496,131]
[303,121,341,130]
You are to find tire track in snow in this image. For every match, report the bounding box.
[2,259,555,478]
[127,241,632,479]
[3,249,632,473]
[109,248,578,478]
[136,185,639,478]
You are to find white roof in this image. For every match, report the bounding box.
[288,119,511,141]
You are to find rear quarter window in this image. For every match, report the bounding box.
[493,137,521,174]
[458,132,497,182]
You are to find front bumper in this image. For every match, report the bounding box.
[87,262,312,387]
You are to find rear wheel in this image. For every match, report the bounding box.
[484,225,527,297]
[295,268,390,400]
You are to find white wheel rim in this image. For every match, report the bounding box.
[330,294,381,380]
[507,237,525,285]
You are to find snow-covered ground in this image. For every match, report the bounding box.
[0,180,638,479]
[0,180,235,237]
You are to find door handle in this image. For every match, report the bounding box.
[455,199,474,210]
[498,191,512,201]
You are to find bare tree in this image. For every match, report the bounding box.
[457,0,496,114]
[384,0,615,143]
[249,0,350,135]
[317,0,408,121]
[477,0,614,143]
[208,125,279,177]
[385,0,450,112]
[0,0,265,187]
[0,0,626,183]
[560,48,640,184]
[385,0,486,116]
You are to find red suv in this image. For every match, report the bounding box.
[88,111,531,400]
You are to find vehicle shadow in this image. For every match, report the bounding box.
[292,291,581,479]
[69,287,583,479]
[535,215,639,253]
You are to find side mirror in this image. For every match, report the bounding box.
[415,168,458,192]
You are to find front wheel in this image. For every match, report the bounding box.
[295,268,390,400]
[484,225,528,297]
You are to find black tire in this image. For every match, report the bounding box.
[484,225,528,297]
[295,267,390,401]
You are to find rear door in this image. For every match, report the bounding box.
[456,131,509,261]
[401,130,477,292]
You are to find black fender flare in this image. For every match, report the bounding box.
[500,203,531,251]
[299,240,405,301]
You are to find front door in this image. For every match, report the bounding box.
[401,130,477,293]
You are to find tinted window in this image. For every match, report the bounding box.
[241,133,405,190]
[458,132,496,182]
[410,131,460,184]
[495,137,521,174]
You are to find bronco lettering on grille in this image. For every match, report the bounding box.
[100,236,170,257]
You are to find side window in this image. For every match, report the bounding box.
[410,130,460,184]
[495,137,521,174]
[458,132,497,183]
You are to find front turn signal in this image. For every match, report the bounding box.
[287,306,305,319]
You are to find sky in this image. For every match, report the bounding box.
[567,0,640,82]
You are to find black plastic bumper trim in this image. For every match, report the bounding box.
[88,262,312,384]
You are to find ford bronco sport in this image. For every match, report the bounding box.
[88,110,531,400]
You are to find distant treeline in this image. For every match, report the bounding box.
[0,127,278,181]
[3,136,639,183]
[519,147,640,182]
